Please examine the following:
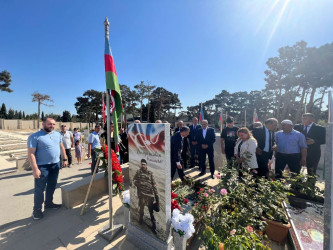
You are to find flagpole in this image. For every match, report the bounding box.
[244,109,247,127]
[98,17,123,242]
[105,18,113,232]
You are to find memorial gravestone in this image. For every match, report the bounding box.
[126,123,173,249]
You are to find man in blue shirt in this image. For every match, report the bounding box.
[274,120,307,178]
[28,118,67,220]
[88,124,101,174]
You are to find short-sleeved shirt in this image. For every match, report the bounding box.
[275,129,307,154]
[221,127,239,151]
[28,130,62,165]
[60,131,73,149]
[74,132,81,142]
[88,131,101,149]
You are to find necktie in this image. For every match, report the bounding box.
[304,126,308,136]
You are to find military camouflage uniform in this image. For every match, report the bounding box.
[133,168,159,233]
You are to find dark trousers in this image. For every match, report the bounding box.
[199,148,215,175]
[171,161,185,181]
[138,195,156,229]
[65,148,72,165]
[256,151,273,178]
[225,149,235,162]
[34,162,60,210]
[275,152,301,178]
[190,143,199,167]
[91,150,98,174]
[306,151,321,176]
[181,144,188,168]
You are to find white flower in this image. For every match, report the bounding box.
[171,210,195,239]
[123,190,130,205]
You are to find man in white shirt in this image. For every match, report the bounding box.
[60,125,74,167]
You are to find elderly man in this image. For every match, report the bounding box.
[171,126,190,182]
[189,117,202,169]
[274,120,307,178]
[197,120,216,179]
[60,124,74,167]
[28,118,67,220]
[253,118,278,177]
[294,113,326,176]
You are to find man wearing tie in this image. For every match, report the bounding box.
[197,120,216,179]
[171,126,190,182]
[294,113,326,176]
[189,117,202,169]
[252,118,278,178]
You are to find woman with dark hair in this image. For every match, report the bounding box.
[234,127,258,173]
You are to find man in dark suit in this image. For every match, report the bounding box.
[174,120,189,168]
[189,117,202,169]
[197,120,216,179]
[171,126,190,182]
[294,113,326,176]
[252,118,278,178]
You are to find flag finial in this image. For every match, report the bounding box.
[104,17,109,38]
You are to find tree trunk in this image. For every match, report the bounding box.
[295,87,307,123]
[140,100,143,122]
[37,100,41,129]
[318,87,327,111]
[147,100,151,122]
[307,87,317,113]
[281,90,290,120]
[276,87,282,121]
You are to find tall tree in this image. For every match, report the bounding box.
[145,81,156,123]
[0,103,7,119]
[18,111,22,119]
[134,81,146,122]
[62,110,72,122]
[120,84,139,125]
[7,108,14,119]
[31,92,54,129]
[0,70,13,93]
[22,111,25,119]
[75,90,102,126]
[41,111,45,121]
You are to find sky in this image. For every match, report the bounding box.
[1,0,333,116]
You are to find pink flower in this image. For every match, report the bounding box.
[230,229,236,235]
[215,174,221,179]
[204,193,208,197]
[246,225,254,233]
[210,188,215,193]
[220,189,227,195]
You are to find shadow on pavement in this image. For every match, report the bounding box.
[0,196,122,249]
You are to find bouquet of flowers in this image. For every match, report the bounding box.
[94,144,124,195]
[171,209,195,239]
[122,190,130,208]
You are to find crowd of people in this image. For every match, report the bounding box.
[171,113,326,183]
[27,112,325,220]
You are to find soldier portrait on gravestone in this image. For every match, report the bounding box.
[133,159,160,234]
[128,123,170,242]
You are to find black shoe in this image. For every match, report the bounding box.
[45,203,62,209]
[211,174,216,179]
[33,209,43,220]
[198,172,205,177]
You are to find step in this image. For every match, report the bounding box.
[0,143,27,151]
[0,140,25,145]
[0,148,27,156]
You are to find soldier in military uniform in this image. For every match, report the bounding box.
[133,159,159,234]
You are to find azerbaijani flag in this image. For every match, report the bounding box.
[105,21,123,153]
[253,108,259,123]
[199,104,204,124]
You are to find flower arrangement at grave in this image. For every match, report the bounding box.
[94,144,124,195]
[283,172,324,203]
[171,209,195,239]
[198,161,291,249]
[122,190,130,208]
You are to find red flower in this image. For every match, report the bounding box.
[246,225,254,233]
[183,198,188,204]
[200,188,203,191]
[171,192,178,199]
